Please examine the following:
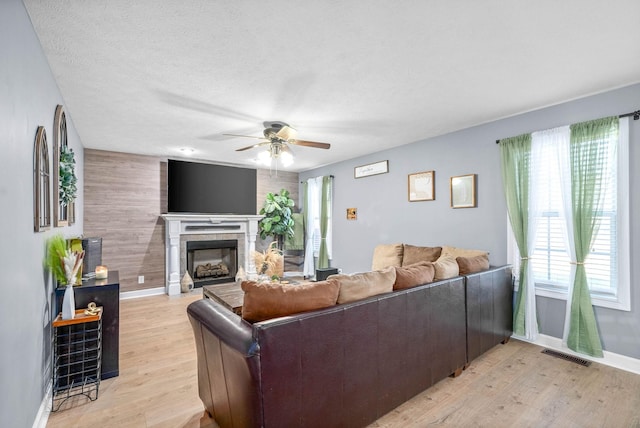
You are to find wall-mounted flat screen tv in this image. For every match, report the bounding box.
[167,159,257,215]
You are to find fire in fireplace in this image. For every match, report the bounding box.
[186,239,237,287]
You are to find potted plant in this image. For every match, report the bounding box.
[258,188,295,250]
[46,234,84,319]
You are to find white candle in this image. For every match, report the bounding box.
[95,265,108,279]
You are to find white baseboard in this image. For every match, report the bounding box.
[32,380,52,428]
[519,333,640,375]
[120,286,165,300]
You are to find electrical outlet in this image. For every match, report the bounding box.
[138,275,144,284]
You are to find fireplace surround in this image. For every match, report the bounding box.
[161,214,262,295]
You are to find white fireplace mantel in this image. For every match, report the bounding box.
[161,214,262,295]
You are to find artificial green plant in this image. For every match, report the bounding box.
[59,145,78,205]
[46,234,68,285]
[258,188,295,249]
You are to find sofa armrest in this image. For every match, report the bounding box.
[187,298,256,355]
[187,298,261,428]
[465,265,513,363]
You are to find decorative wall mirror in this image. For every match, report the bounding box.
[34,126,51,232]
[53,105,77,226]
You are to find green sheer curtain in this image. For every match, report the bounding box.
[302,181,309,227]
[499,133,536,339]
[563,117,617,357]
[317,176,332,268]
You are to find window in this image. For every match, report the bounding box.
[508,118,630,310]
[303,176,333,277]
[306,177,333,258]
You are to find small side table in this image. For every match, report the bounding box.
[52,307,103,411]
[55,270,120,379]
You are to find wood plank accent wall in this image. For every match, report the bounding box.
[84,149,299,293]
[84,150,167,293]
[257,169,300,212]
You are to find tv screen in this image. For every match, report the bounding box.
[167,160,257,215]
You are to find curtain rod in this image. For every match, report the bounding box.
[300,174,334,183]
[495,109,639,144]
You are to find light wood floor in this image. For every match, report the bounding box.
[47,292,640,428]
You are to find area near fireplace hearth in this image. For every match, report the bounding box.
[83,150,299,294]
[162,214,262,295]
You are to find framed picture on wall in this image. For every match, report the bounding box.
[354,160,388,178]
[346,208,357,220]
[408,171,435,202]
[450,174,476,208]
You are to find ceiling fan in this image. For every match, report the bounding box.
[223,122,331,160]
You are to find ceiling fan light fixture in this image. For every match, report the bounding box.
[229,122,328,171]
[255,146,294,168]
[257,150,272,166]
[280,151,294,167]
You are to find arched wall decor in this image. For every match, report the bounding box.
[53,104,76,226]
[34,126,51,232]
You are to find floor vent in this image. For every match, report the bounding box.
[541,349,591,367]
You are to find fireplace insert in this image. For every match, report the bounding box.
[186,239,238,287]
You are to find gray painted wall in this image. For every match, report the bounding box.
[301,84,640,359]
[1,1,84,426]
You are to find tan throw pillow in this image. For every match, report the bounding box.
[402,244,442,266]
[371,243,404,271]
[440,245,489,260]
[456,254,490,275]
[394,261,435,290]
[330,267,396,304]
[241,279,340,323]
[433,256,460,280]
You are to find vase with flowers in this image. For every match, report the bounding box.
[253,241,284,282]
[46,234,85,319]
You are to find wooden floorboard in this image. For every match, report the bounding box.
[47,292,640,428]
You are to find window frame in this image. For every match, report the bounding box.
[507,117,630,311]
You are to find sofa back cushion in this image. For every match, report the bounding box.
[457,254,490,275]
[401,244,442,266]
[433,256,460,280]
[394,262,435,290]
[440,245,489,260]
[371,243,403,271]
[241,279,340,322]
[330,267,396,304]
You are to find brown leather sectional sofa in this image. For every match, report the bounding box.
[187,265,513,428]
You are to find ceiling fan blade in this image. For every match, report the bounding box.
[223,133,266,140]
[236,141,271,152]
[275,125,297,141]
[289,139,331,149]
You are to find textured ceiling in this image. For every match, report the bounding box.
[23,0,640,172]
